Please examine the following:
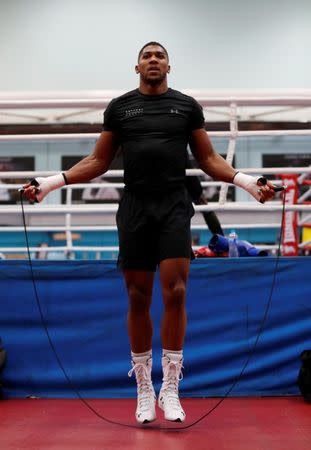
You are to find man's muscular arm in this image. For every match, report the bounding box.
[23,131,119,203]
[64,131,119,183]
[189,128,275,203]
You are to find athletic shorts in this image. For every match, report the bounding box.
[116,188,195,271]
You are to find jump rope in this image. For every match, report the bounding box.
[19,183,286,431]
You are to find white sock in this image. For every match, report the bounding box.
[162,349,183,357]
[131,349,152,361]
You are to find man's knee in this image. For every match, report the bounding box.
[127,284,152,313]
[163,282,186,310]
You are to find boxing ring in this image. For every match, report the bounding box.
[1,91,311,449]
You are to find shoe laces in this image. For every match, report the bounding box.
[128,361,155,411]
[161,359,184,407]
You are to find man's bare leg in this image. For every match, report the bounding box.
[123,269,156,423]
[159,258,190,350]
[123,269,154,352]
[158,258,190,422]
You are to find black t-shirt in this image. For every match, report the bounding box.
[103,88,205,194]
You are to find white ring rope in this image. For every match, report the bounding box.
[1,129,311,142]
[0,203,309,214]
[0,167,311,179]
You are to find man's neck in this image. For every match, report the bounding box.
[138,80,168,95]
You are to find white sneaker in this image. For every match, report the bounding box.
[158,353,186,422]
[128,355,156,424]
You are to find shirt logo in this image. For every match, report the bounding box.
[125,108,143,118]
[170,108,180,114]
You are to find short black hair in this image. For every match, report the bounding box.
[137,41,169,62]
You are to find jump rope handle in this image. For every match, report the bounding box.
[273,186,287,192]
[257,176,287,193]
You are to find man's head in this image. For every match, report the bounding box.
[137,41,169,62]
[136,42,170,87]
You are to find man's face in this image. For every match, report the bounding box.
[136,45,170,85]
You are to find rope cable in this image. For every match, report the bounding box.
[19,189,287,431]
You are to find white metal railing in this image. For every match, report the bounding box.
[1,89,311,125]
[1,89,311,108]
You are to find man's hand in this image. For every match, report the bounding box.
[233,172,276,203]
[22,173,66,203]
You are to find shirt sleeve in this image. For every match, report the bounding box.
[190,98,205,130]
[102,99,117,132]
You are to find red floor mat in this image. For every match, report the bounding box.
[0,397,310,450]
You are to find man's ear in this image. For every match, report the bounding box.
[135,65,140,74]
[167,65,171,73]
